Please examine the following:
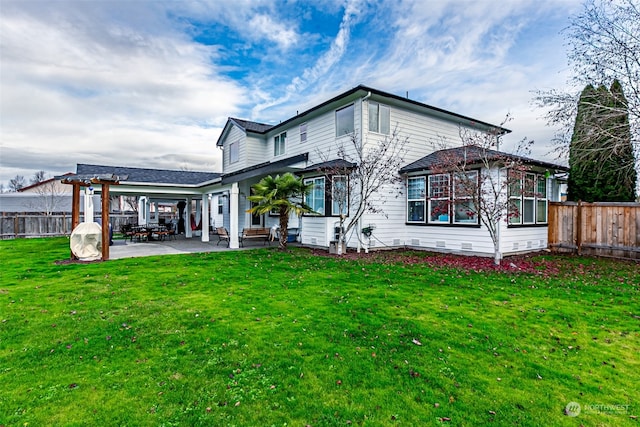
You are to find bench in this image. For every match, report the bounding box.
[240,227,271,247]
[215,227,230,247]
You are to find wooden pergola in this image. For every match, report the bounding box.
[60,174,124,261]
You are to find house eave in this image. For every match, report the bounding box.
[221,153,309,184]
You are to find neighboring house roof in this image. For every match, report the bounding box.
[18,173,74,193]
[76,164,221,186]
[298,159,357,174]
[216,84,511,147]
[400,145,569,174]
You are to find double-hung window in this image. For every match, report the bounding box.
[229,141,239,164]
[304,177,325,215]
[336,104,354,136]
[274,132,286,156]
[428,174,450,223]
[300,123,307,143]
[453,171,478,224]
[331,176,348,216]
[368,102,390,134]
[407,177,426,222]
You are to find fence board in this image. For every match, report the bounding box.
[0,214,137,239]
[549,202,640,260]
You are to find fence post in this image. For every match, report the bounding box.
[576,201,582,255]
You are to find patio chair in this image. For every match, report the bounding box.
[215,227,230,247]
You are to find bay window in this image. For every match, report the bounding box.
[407,177,426,222]
[428,174,450,223]
[509,172,548,225]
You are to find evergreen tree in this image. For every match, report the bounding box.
[568,81,637,202]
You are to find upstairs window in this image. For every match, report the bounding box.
[229,141,239,164]
[368,102,390,134]
[300,123,307,143]
[336,104,354,137]
[274,132,286,156]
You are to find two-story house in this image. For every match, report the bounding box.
[215,85,567,257]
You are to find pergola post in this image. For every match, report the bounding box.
[71,183,81,260]
[101,183,110,260]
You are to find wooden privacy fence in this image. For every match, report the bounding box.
[0,214,137,239]
[548,202,640,259]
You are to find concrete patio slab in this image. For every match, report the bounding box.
[108,235,258,260]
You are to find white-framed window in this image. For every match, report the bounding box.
[509,172,548,225]
[274,132,286,156]
[407,177,426,222]
[336,104,354,137]
[453,171,478,224]
[229,141,239,164]
[300,123,307,143]
[428,174,450,224]
[331,176,348,216]
[217,197,224,214]
[368,102,390,135]
[406,172,480,226]
[304,177,325,215]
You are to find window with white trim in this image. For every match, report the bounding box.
[428,174,450,224]
[336,104,354,136]
[453,171,478,224]
[217,197,224,214]
[509,172,548,225]
[368,102,390,135]
[407,177,426,222]
[274,132,286,156]
[331,176,348,216]
[300,123,307,143]
[229,141,239,163]
[406,172,480,226]
[304,177,325,215]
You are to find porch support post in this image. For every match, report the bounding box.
[138,197,145,225]
[185,197,193,238]
[229,182,239,249]
[201,193,210,242]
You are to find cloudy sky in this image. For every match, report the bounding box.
[0,0,582,187]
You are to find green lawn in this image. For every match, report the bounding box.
[0,238,638,426]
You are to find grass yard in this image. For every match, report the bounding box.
[0,238,638,426]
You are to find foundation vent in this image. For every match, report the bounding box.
[436,240,446,248]
[461,242,473,251]
[539,239,546,247]
[512,242,519,250]
[411,238,420,246]
[393,239,401,246]
[311,237,317,245]
[527,241,533,249]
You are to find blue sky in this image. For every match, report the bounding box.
[0,0,583,186]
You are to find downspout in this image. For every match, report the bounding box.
[357,91,371,253]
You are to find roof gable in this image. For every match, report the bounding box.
[216,117,273,147]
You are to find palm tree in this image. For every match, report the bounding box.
[247,173,314,249]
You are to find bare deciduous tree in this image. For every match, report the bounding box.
[315,126,409,254]
[533,0,639,180]
[26,176,68,215]
[31,170,47,185]
[8,175,25,192]
[429,118,533,265]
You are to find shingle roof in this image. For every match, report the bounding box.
[76,164,220,185]
[400,145,568,174]
[229,118,273,133]
[298,159,357,174]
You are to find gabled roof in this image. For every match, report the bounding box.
[399,145,568,174]
[216,85,511,148]
[229,118,273,133]
[18,173,74,192]
[76,164,220,186]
